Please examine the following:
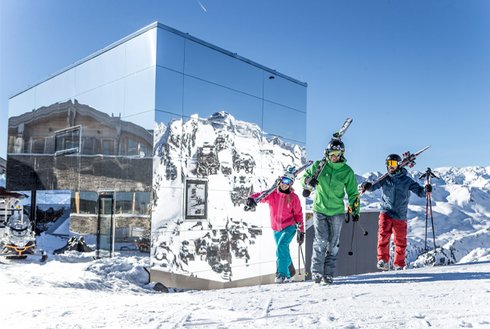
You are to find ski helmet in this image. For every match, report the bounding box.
[386,154,402,162]
[281,171,295,185]
[326,139,345,153]
[386,154,402,167]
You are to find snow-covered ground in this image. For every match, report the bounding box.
[1,240,489,329]
[1,166,490,328]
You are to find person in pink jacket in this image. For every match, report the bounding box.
[246,170,305,283]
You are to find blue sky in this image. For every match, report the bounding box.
[1,0,489,175]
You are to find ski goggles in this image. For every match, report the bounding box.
[280,177,294,185]
[386,160,399,167]
[328,150,343,157]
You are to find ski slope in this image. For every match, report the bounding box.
[0,246,489,328]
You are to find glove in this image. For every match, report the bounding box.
[352,214,360,222]
[296,231,305,245]
[246,197,257,208]
[359,181,372,193]
[425,184,432,193]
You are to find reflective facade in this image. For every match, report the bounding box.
[7,22,307,289]
[8,25,156,254]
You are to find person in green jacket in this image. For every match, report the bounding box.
[303,138,360,285]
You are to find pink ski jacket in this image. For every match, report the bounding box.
[251,188,304,232]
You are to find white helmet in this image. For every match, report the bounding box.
[281,170,295,185]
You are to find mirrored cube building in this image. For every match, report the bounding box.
[7,22,307,289]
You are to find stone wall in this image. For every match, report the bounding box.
[7,155,152,191]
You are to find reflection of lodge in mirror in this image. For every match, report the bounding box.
[7,100,152,240]
[0,157,5,175]
[8,99,152,156]
[8,99,152,191]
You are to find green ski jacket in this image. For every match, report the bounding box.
[303,159,360,216]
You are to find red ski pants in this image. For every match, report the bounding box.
[377,212,407,268]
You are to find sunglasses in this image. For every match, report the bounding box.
[386,160,399,167]
[328,150,343,157]
[280,177,293,185]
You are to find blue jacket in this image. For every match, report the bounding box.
[369,168,425,220]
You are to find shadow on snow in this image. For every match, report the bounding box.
[336,262,490,285]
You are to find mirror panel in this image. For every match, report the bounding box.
[155,67,184,114]
[184,40,263,97]
[125,28,157,74]
[262,101,306,143]
[156,28,185,72]
[264,74,307,112]
[36,70,76,109]
[76,80,125,117]
[182,76,262,127]
[75,45,126,95]
[8,88,37,118]
[124,67,156,118]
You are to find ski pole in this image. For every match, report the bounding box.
[298,239,301,276]
[299,244,308,277]
[419,167,440,251]
[348,220,355,256]
[357,222,368,236]
[424,191,429,252]
[428,183,437,250]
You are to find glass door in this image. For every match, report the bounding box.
[96,193,114,258]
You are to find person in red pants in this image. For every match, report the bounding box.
[359,154,431,270]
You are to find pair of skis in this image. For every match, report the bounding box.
[360,145,431,195]
[245,114,431,207]
[302,118,353,197]
[244,160,313,211]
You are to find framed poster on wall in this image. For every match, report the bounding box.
[184,179,208,220]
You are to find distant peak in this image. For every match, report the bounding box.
[208,111,235,123]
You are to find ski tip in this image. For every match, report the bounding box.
[332,117,353,138]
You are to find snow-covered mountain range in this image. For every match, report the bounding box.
[151,112,306,281]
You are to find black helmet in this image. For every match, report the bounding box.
[326,139,345,152]
[386,154,402,168]
[386,154,402,162]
